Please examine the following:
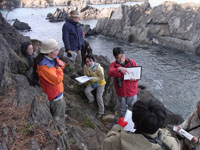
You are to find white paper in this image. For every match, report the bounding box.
[124,67,142,80]
[173,126,194,141]
[123,109,136,133]
[75,76,93,84]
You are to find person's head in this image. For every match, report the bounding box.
[132,99,167,134]
[84,54,95,67]
[21,41,33,56]
[31,39,41,52]
[70,10,80,22]
[113,47,125,64]
[40,39,59,59]
[196,100,200,116]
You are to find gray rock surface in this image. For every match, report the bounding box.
[96,2,200,54]
[13,19,31,31]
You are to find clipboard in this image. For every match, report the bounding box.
[124,66,142,80]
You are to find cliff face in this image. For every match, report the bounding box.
[95,2,200,54]
[0,0,147,8]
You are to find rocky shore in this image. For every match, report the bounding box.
[0,0,147,9]
[0,11,183,149]
[95,1,200,54]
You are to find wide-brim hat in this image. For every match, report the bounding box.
[70,10,79,18]
[40,39,58,54]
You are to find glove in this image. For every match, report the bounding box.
[117,118,128,127]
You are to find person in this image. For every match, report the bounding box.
[31,39,41,57]
[83,54,106,118]
[18,41,34,75]
[33,39,66,120]
[62,10,83,67]
[108,47,138,117]
[177,100,200,150]
[101,99,181,150]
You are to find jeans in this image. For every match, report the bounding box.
[118,95,137,117]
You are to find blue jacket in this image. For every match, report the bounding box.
[62,19,83,51]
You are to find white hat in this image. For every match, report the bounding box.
[70,10,79,18]
[40,39,58,54]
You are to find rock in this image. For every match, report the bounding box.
[82,24,97,36]
[138,87,183,126]
[46,8,68,22]
[1,123,8,150]
[95,2,200,54]
[29,138,40,150]
[28,95,53,127]
[0,0,147,9]
[102,115,116,122]
[13,19,31,31]
[0,0,21,9]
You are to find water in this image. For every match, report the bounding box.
[2,6,200,119]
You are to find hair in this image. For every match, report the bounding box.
[21,41,32,56]
[197,100,200,108]
[132,99,167,134]
[84,54,95,64]
[113,47,124,57]
[33,53,45,82]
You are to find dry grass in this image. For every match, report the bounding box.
[0,86,55,150]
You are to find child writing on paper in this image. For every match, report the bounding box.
[83,54,106,118]
[176,100,200,150]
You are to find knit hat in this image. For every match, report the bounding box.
[40,39,58,54]
[70,10,79,17]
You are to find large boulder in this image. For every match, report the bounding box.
[46,8,68,22]
[0,0,21,9]
[13,19,31,31]
[95,2,200,54]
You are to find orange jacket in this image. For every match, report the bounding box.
[37,56,65,100]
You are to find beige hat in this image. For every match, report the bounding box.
[40,39,58,54]
[70,10,79,17]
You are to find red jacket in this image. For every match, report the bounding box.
[108,58,138,97]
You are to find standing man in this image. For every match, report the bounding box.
[108,47,138,117]
[62,10,83,67]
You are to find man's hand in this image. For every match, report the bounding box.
[130,77,137,81]
[56,60,65,68]
[67,50,72,54]
[192,136,199,143]
[118,67,129,74]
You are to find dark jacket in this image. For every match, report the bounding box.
[62,18,83,51]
